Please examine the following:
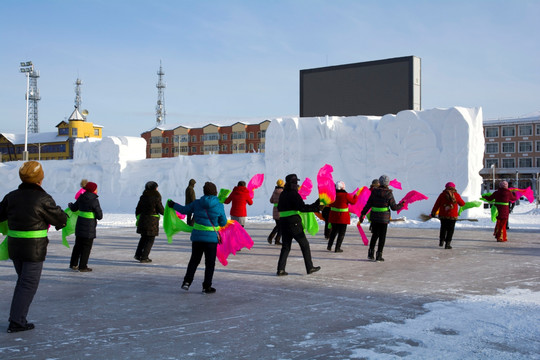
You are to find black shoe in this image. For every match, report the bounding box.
[7,322,35,333]
[181,281,190,291]
[276,270,288,276]
[134,255,141,261]
[445,245,452,249]
[79,267,93,272]
[202,287,216,294]
[327,246,332,251]
[69,265,79,271]
[139,258,152,263]
[368,249,375,260]
[439,240,444,247]
[308,266,321,274]
[267,235,273,244]
[335,249,343,253]
[376,252,384,262]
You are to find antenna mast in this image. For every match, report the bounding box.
[156,61,166,126]
[75,78,82,110]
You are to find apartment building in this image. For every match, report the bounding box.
[141,120,270,158]
[481,113,540,193]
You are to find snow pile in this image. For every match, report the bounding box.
[0,107,485,219]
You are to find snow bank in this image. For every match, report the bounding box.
[0,107,485,219]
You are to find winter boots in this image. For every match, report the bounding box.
[268,229,281,245]
[376,252,384,262]
[368,248,375,260]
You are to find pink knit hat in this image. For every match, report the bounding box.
[445,182,456,189]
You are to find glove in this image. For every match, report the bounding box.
[167,199,176,208]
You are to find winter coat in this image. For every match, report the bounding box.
[185,179,196,205]
[484,188,516,220]
[328,189,358,225]
[361,186,403,224]
[172,195,227,243]
[224,186,253,217]
[269,186,283,220]
[431,189,465,220]
[136,189,164,236]
[0,182,67,262]
[277,185,320,231]
[69,191,103,239]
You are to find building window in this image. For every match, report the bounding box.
[485,143,498,154]
[239,143,245,151]
[501,142,515,153]
[71,128,78,136]
[151,136,162,144]
[165,137,169,144]
[191,146,197,153]
[232,131,246,140]
[536,125,540,136]
[518,141,532,152]
[485,127,498,137]
[59,127,68,135]
[180,146,188,153]
[248,132,254,139]
[94,129,99,136]
[502,158,515,168]
[203,145,219,152]
[179,134,188,142]
[163,148,169,154]
[537,141,540,152]
[221,145,228,151]
[502,126,515,137]
[518,157,532,168]
[173,135,179,143]
[249,143,254,151]
[150,148,161,154]
[536,157,540,168]
[202,133,219,141]
[232,144,237,151]
[191,135,197,142]
[518,124,532,136]
[222,134,228,141]
[485,159,498,168]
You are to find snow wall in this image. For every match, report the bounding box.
[0,107,485,220]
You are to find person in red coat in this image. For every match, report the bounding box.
[327,181,358,252]
[484,180,516,242]
[431,182,466,249]
[224,181,253,227]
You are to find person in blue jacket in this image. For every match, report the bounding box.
[168,182,227,294]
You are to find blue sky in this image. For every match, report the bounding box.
[1,0,539,137]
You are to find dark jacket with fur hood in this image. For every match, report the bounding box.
[0,182,67,262]
[361,186,403,224]
[136,189,164,236]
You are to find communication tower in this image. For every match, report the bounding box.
[19,61,41,133]
[75,78,83,110]
[156,61,166,126]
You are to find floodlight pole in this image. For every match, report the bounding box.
[20,61,33,162]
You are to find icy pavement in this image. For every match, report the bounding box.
[1,224,539,359]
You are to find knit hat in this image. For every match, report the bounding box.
[371,179,380,187]
[445,182,456,189]
[379,175,390,187]
[499,180,508,189]
[336,181,345,190]
[203,182,217,196]
[19,161,44,184]
[85,182,98,193]
[238,181,246,187]
[276,179,284,187]
[285,174,299,184]
[145,181,158,191]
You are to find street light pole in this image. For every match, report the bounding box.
[491,164,496,190]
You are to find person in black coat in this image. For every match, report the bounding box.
[134,181,164,263]
[276,174,321,276]
[360,175,403,262]
[68,182,103,272]
[185,179,196,226]
[0,161,67,333]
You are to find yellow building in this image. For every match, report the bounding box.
[0,108,102,162]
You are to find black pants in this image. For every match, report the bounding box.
[269,219,281,241]
[369,222,388,253]
[278,217,314,273]
[135,235,155,260]
[439,219,456,245]
[328,223,347,250]
[184,241,217,289]
[70,237,94,269]
[10,259,43,326]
